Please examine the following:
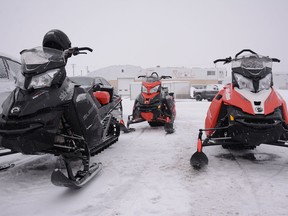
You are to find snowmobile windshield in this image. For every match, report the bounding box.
[143,76,161,83]
[21,46,66,76]
[232,54,273,92]
[232,54,272,70]
[69,76,95,87]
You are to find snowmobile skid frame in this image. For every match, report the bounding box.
[190,127,288,169]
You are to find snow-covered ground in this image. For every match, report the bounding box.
[1,83,288,216]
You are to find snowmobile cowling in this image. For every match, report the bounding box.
[93,91,110,105]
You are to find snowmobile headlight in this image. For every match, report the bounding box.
[258,73,272,91]
[142,85,148,93]
[234,73,254,91]
[150,85,160,94]
[28,69,60,89]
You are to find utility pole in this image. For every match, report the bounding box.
[71,64,75,76]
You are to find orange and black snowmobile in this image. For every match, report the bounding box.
[127,72,176,133]
[190,49,288,168]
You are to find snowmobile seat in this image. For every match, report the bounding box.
[93,91,111,105]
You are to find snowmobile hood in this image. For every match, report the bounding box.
[221,84,285,116]
[2,78,75,117]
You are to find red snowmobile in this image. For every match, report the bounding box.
[190,49,288,168]
[127,72,176,133]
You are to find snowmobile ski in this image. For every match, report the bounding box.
[0,163,15,172]
[51,162,102,189]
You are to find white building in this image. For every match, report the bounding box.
[88,65,228,98]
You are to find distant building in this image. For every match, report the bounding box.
[273,73,288,89]
[144,66,227,87]
[88,65,228,97]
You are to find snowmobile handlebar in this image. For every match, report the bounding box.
[160,75,172,79]
[65,47,93,57]
[138,75,147,78]
[272,58,280,63]
[213,57,232,64]
[235,49,257,58]
[138,74,172,79]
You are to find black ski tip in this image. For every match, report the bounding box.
[120,123,136,133]
[165,128,174,134]
[124,127,136,133]
[0,163,15,172]
[190,151,208,169]
[164,123,174,134]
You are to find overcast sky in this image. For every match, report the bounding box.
[1,0,288,76]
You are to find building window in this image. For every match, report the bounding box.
[207,70,216,76]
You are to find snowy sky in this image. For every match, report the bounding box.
[1,0,288,76]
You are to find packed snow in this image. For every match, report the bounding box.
[1,81,288,216]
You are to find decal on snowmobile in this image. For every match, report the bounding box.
[76,93,87,103]
[32,90,48,99]
[10,106,21,114]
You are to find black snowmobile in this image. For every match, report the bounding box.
[127,72,176,133]
[0,46,121,188]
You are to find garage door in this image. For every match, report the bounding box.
[117,78,135,96]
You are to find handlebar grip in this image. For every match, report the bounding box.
[161,76,172,79]
[78,47,93,52]
[213,57,231,64]
[272,58,280,63]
